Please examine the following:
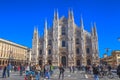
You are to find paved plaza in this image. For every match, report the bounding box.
[0,69,120,80]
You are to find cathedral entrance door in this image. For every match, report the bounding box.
[48,60,52,65]
[61,56,66,67]
[76,60,81,66]
[39,60,42,66]
[87,59,91,65]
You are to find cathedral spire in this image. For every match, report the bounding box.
[54,9,59,21]
[93,22,98,37]
[68,9,74,21]
[80,15,84,29]
[45,19,47,30]
[91,23,94,36]
[44,19,48,36]
[32,26,39,64]
[33,26,39,39]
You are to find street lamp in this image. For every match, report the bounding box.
[105,48,111,56]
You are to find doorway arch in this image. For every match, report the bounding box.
[87,59,91,65]
[76,60,81,66]
[39,60,42,66]
[61,56,67,67]
[48,60,52,65]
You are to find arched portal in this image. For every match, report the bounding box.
[76,60,81,66]
[61,56,67,67]
[48,60,52,65]
[87,59,91,65]
[39,60,42,66]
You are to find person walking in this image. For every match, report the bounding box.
[92,64,99,80]
[6,63,11,77]
[72,65,75,73]
[59,64,65,80]
[20,64,24,76]
[117,64,120,78]
[2,64,7,78]
[35,64,41,80]
[50,64,54,76]
[69,65,72,73]
[45,63,50,80]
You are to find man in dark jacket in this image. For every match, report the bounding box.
[117,64,120,78]
[2,64,7,78]
[92,64,99,80]
[59,64,65,80]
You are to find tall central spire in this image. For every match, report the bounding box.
[54,9,59,21]
[68,9,74,21]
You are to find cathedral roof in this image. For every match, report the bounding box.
[84,30,91,38]
[59,16,68,25]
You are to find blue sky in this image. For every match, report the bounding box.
[0,0,120,58]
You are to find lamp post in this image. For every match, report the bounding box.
[105,48,111,56]
[104,48,111,65]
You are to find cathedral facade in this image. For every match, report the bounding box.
[32,10,99,67]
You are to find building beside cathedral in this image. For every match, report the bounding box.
[32,10,99,67]
[0,38,29,66]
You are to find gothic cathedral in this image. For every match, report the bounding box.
[32,10,99,67]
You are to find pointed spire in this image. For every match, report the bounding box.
[45,19,47,30]
[44,19,48,37]
[91,23,94,36]
[80,15,84,28]
[33,26,38,35]
[54,9,59,21]
[93,22,98,37]
[68,9,74,21]
[33,26,39,40]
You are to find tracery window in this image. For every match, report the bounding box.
[48,49,51,55]
[76,38,79,44]
[62,41,66,47]
[61,27,66,35]
[76,48,80,54]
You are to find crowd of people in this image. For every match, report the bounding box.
[1,62,120,80]
[72,64,120,80]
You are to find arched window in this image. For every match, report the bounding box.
[39,50,42,55]
[62,41,66,47]
[48,49,51,55]
[86,48,90,54]
[61,27,66,35]
[76,48,80,54]
[76,38,79,44]
[48,40,52,45]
